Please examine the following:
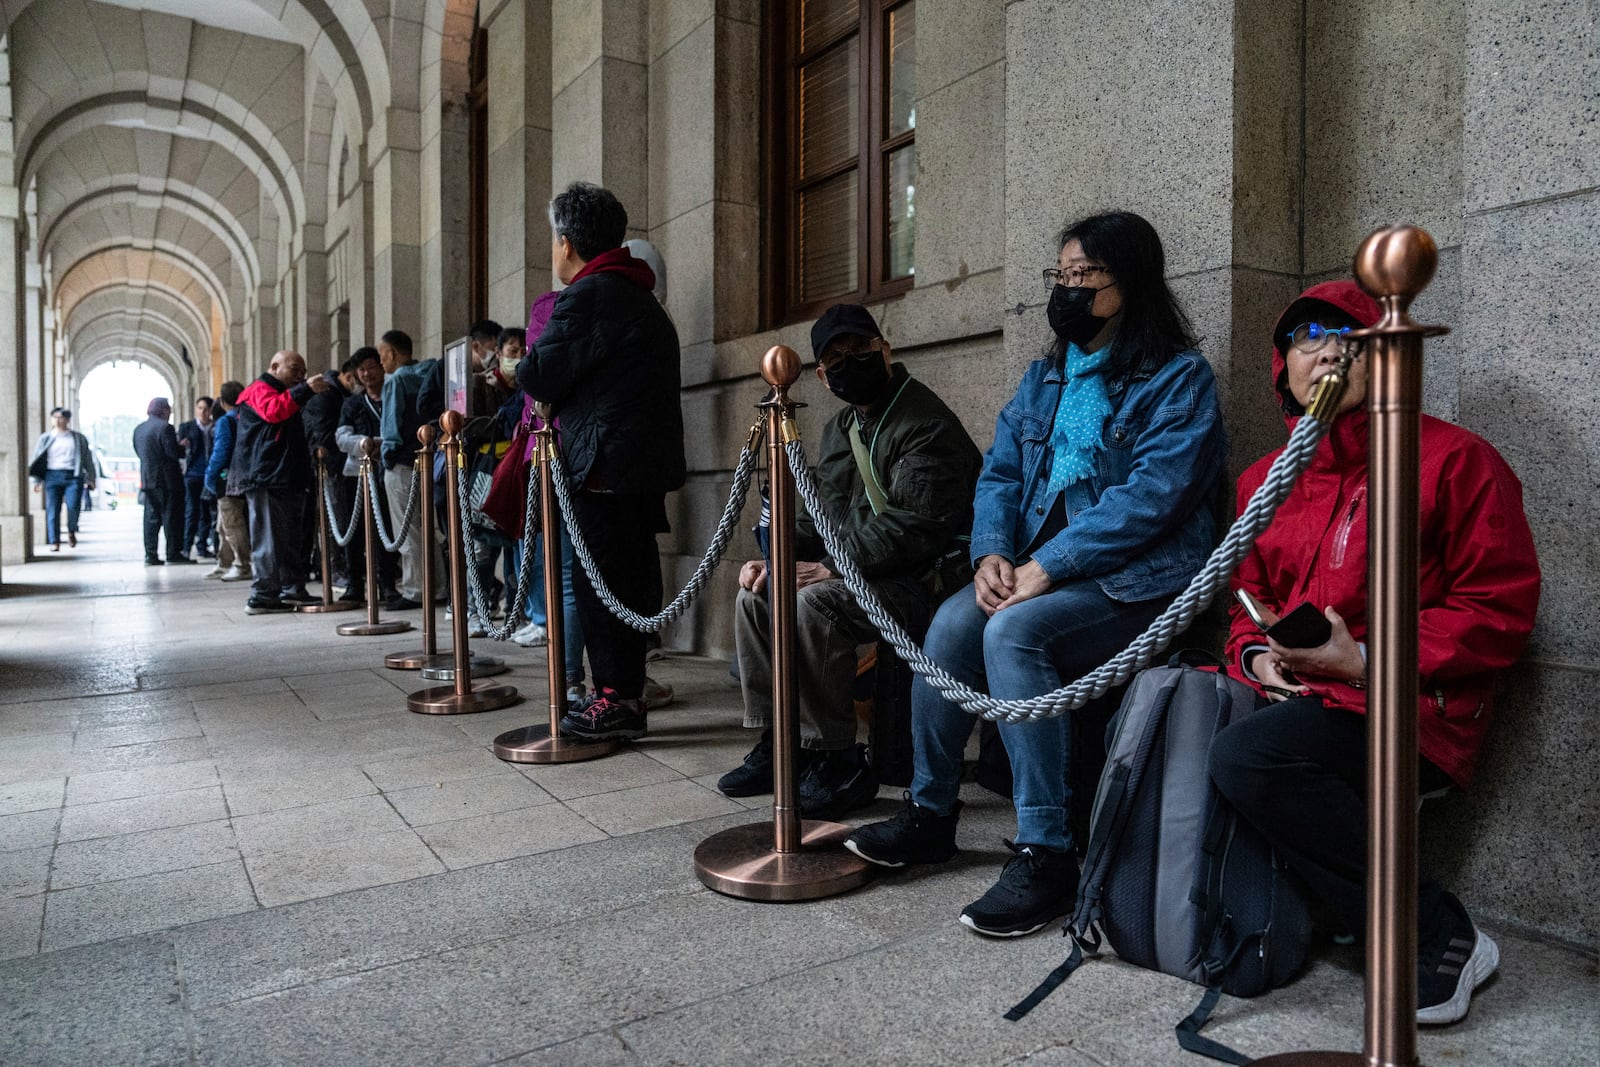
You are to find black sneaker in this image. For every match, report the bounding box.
[144,556,164,566]
[166,556,197,564]
[717,730,774,797]
[560,687,647,741]
[799,744,879,819]
[281,588,318,605]
[245,596,294,615]
[1417,895,1499,1025]
[385,595,422,611]
[843,793,960,868]
[338,585,365,603]
[959,840,1079,937]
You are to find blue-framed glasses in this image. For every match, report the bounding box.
[1289,322,1352,352]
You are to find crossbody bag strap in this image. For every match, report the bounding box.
[846,417,889,516]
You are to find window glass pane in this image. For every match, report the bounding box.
[801,0,859,53]
[798,169,859,302]
[886,143,915,279]
[799,38,860,181]
[887,2,916,136]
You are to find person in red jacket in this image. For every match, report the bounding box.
[1209,280,1541,1026]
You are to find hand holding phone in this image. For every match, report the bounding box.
[1235,589,1333,649]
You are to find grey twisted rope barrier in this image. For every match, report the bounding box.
[549,440,763,633]
[321,469,363,548]
[456,441,544,642]
[786,412,1333,724]
[369,459,421,553]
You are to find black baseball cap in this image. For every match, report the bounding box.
[810,304,883,360]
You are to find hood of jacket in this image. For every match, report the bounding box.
[568,246,657,292]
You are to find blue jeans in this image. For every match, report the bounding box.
[42,469,83,545]
[511,517,584,684]
[909,578,1163,852]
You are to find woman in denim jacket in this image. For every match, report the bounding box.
[847,211,1228,937]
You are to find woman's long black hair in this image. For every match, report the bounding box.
[1048,211,1197,382]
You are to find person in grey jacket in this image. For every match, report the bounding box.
[29,407,96,551]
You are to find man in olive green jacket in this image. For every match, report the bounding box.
[719,304,982,818]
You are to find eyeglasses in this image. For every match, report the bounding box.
[1288,322,1352,352]
[1042,265,1111,288]
[818,341,880,372]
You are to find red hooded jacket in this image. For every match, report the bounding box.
[1227,280,1541,788]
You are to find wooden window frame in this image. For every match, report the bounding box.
[467,19,489,324]
[763,0,916,329]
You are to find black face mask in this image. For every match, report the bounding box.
[823,350,891,406]
[1047,284,1109,348]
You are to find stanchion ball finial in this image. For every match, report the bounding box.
[360,437,380,459]
[761,345,801,389]
[418,424,436,447]
[1354,225,1438,305]
[441,410,465,437]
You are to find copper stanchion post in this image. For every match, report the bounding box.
[336,438,412,637]
[693,345,872,901]
[297,447,359,614]
[385,426,485,671]
[1255,228,1446,1067]
[492,419,618,763]
[407,410,520,715]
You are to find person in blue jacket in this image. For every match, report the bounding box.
[846,211,1228,938]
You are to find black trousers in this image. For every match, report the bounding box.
[245,487,308,598]
[142,481,184,559]
[1209,696,1456,942]
[569,491,666,701]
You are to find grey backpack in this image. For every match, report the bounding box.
[1007,652,1313,1064]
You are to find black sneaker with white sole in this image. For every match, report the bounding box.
[843,793,960,868]
[798,743,879,819]
[560,688,647,741]
[958,840,1078,937]
[1417,895,1499,1025]
[244,596,295,615]
[717,731,774,797]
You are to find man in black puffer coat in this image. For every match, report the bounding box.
[517,181,685,741]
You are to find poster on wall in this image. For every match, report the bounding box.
[444,336,472,417]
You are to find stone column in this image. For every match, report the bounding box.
[293,228,332,367]
[1003,0,1304,476]
[0,192,31,564]
[371,111,425,343]
[1421,0,1599,946]
[485,0,553,326]
[552,0,649,237]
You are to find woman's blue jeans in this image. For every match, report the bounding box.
[512,517,584,684]
[909,578,1162,852]
[42,470,83,545]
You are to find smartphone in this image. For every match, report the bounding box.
[1266,602,1334,648]
[1234,588,1274,631]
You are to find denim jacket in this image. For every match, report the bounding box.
[969,348,1227,602]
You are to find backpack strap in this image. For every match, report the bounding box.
[1174,987,1253,1065]
[1169,648,1227,670]
[1004,938,1086,1021]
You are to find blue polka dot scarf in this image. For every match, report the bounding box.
[1045,341,1114,495]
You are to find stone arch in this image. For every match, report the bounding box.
[66,291,211,380]
[50,227,239,337]
[60,279,215,366]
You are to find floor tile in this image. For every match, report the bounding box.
[385,773,555,827]
[232,794,408,856]
[0,777,64,817]
[51,820,240,888]
[58,785,228,842]
[42,861,258,951]
[243,829,444,907]
[563,779,744,836]
[414,804,607,869]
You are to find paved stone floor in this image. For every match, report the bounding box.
[1,507,1595,1066]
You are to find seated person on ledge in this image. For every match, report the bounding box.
[719,303,982,818]
[845,211,1229,938]
[1208,279,1541,1027]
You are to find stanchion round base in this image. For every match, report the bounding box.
[421,656,507,682]
[694,819,873,902]
[406,680,520,715]
[298,601,360,614]
[336,619,413,636]
[491,723,619,764]
[1251,1055,1364,1065]
[383,649,474,670]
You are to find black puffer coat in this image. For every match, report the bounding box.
[516,249,685,495]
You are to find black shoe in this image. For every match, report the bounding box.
[799,743,879,819]
[338,585,366,603]
[1417,894,1499,1025]
[385,595,422,611]
[244,596,295,615]
[144,556,164,566]
[717,731,774,797]
[843,793,960,868]
[281,588,318,605]
[959,841,1079,938]
[167,556,197,564]
[560,688,647,741]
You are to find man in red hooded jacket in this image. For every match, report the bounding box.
[1209,280,1540,1026]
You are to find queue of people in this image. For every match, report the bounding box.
[103,185,1542,1029]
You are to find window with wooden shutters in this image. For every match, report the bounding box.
[766,0,916,326]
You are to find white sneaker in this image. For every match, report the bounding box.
[642,675,674,710]
[511,622,548,647]
[466,616,488,638]
[204,565,227,579]
[219,565,251,582]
